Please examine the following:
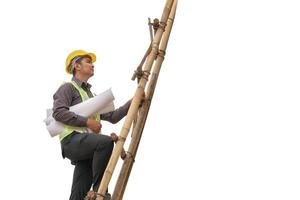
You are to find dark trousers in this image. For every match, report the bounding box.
[61,132,114,200]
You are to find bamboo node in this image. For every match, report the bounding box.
[158,49,166,58]
[118,136,126,142]
[168,17,174,22]
[105,170,113,175]
[125,151,135,162]
[121,126,130,133]
[137,85,145,90]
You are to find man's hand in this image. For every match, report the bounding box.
[86,118,102,133]
[110,133,118,142]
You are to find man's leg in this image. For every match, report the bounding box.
[92,139,114,192]
[62,133,114,195]
[69,160,93,200]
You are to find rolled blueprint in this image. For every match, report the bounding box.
[44,88,115,137]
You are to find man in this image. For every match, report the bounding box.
[52,50,131,200]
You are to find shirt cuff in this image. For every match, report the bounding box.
[76,115,88,127]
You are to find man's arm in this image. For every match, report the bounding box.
[101,99,131,124]
[52,83,88,127]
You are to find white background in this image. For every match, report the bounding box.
[0,0,299,199]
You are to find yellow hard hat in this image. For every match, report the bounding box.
[65,50,96,74]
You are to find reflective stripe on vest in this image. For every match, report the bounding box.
[59,81,101,141]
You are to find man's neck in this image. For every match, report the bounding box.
[74,73,89,83]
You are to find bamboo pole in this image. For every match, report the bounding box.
[148,17,153,42]
[111,1,177,199]
[131,44,151,81]
[96,1,174,199]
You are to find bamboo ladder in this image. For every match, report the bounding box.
[95,1,177,199]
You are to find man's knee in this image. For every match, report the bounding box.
[95,135,114,151]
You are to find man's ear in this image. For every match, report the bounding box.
[74,63,81,71]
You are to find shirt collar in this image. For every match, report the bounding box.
[72,77,92,90]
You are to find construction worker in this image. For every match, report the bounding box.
[52,50,131,200]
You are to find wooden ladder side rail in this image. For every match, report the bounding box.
[96,0,174,199]
[111,1,178,199]
[131,44,151,81]
[131,17,161,82]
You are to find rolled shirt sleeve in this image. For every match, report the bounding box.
[52,83,88,127]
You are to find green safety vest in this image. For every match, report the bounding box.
[59,81,101,141]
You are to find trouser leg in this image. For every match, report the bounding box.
[62,132,114,196]
[92,140,114,191]
[69,160,93,200]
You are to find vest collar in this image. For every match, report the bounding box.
[72,77,92,90]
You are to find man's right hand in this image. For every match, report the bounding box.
[86,118,102,133]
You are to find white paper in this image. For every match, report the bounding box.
[44,88,115,137]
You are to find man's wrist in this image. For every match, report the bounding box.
[77,115,88,127]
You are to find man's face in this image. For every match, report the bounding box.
[76,56,94,77]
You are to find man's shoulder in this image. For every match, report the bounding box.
[54,82,75,96]
[59,82,74,90]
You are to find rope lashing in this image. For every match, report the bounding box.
[147,18,160,35]
[134,69,151,81]
[125,151,135,163]
[159,21,167,31]
[111,133,127,160]
[84,191,105,200]
[157,49,166,58]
